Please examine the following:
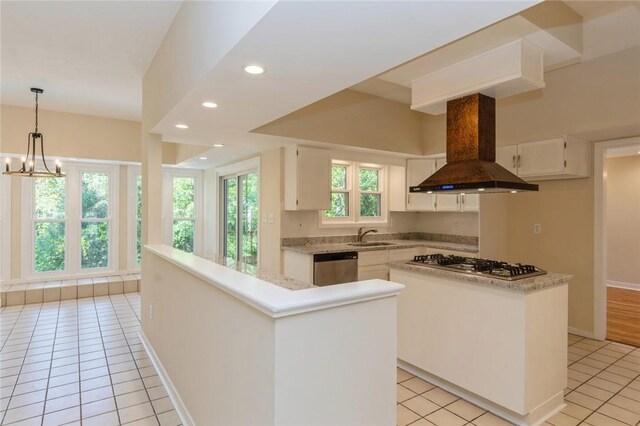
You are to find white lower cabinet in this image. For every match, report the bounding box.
[283,251,314,284]
[358,248,416,281]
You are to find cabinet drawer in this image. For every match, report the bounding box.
[389,248,416,262]
[358,250,389,267]
[358,265,389,281]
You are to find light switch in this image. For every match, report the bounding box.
[267,213,274,224]
[533,224,541,234]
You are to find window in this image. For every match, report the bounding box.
[172,176,196,253]
[127,168,142,269]
[359,167,381,217]
[321,161,387,225]
[326,164,349,218]
[22,163,118,278]
[81,172,110,269]
[34,178,66,272]
[163,169,202,255]
[222,172,259,265]
[136,174,142,264]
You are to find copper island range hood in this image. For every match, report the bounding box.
[410,93,538,194]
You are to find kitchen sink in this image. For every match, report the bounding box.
[348,242,395,247]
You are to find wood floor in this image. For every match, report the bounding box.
[607,286,640,347]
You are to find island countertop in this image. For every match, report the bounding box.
[388,260,571,292]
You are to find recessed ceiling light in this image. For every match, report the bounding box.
[213,144,224,148]
[199,157,207,160]
[175,124,188,129]
[244,65,265,75]
[202,101,218,108]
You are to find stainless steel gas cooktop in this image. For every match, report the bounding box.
[408,254,546,281]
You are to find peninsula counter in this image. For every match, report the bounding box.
[141,245,404,426]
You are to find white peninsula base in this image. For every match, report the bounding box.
[141,245,404,426]
[390,265,570,426]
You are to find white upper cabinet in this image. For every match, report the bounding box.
[389,165,407,212]
[434,157,459,212]
[284,145,331,211]
[406,159,436,211]
[517,138,566,177]
[496,136,590,181]
[460,193,479,212]
[496,145,518,174]
[405,156,479,213]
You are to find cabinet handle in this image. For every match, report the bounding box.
[512,155,516,169]
[456,195,459,205]
[517,155,521,169]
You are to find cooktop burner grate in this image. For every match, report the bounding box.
[408,254,546,281]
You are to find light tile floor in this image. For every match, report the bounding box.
[3,295,639,426]
[397,334,640,426]
[0,293,181,426]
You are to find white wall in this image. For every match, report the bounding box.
[606,155,640,287]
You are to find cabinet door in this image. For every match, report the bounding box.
[461,194,479,212]
[285,146,331,211]
[358,265,389,281]
[496,145,518,174]
[388,248,417,262]
[388,165,407,212]
[406,159,436,211]
[517,138,566,177]
[434,157,460,211]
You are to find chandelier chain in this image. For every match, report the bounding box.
[34,91,39,133]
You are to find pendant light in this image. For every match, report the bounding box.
[4,88,64,178]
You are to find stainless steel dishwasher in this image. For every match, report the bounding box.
[313,251,358,286]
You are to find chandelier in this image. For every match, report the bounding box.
[4,88,64,178]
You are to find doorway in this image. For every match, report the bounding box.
[594,137,640,344]
[222,171,259,265]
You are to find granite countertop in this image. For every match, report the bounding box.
[388,260,572,293]
[203,255,316,291]
[281,239,478,255]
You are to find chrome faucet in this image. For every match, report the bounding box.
[357,227,378,242]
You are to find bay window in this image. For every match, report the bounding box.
[22,163,118,278]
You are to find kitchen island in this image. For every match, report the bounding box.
[390,261,571,426]
[141,244,404,426]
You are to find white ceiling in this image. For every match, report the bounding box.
[1,1,181,121]
[350,0,640,107]
[152,1,538,168]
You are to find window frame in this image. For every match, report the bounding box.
[320,160,388,227]
[0,165,11,283]
[21,162,119,279]
[163,168,203,255]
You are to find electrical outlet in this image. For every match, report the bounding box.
[533,224,542,234]
[149,304,153,320]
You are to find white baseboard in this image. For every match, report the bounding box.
[139,332,194,426]
[568,327,595,339]
[607,280,640,291]
[398,360,565,426]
